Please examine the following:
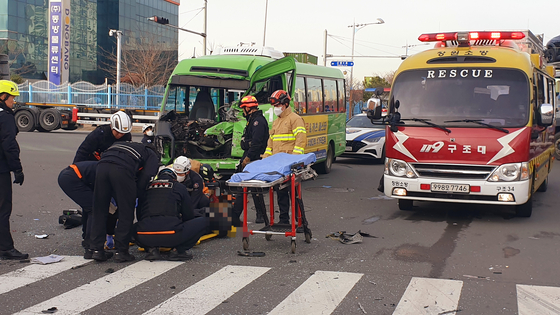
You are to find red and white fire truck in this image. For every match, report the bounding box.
[368,31,556,217]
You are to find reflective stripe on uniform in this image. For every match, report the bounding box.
[293,126,306,136]
[136,231,176,235]
[293,146,305,154]
[271,134,296,141]
[69,164,83,179]
[265,148,272,155]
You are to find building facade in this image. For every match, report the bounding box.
[0,0,178,84]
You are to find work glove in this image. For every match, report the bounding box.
[241,157,251,170]
[13,169,24,185]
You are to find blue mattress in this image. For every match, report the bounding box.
[229,153,316,183]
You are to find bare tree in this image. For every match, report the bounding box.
[0,40,39,81]
[100,36,178,87]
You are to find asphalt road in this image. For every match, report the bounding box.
[1,130,560,315]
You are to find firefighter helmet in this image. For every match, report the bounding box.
[270,90,291,105]
[110,111,132,134]
[0,80,20,96]
[239,95,259,108]
[173,156,191,174]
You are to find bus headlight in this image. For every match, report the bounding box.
[488,162,529,182]
[387,158,417,178]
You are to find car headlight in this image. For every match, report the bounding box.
[487,162,529,182]
[385,158,417,178]
[363,136,382,143]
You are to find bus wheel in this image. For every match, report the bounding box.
[537,176,548,192]
[555,133,560,160]
[14,111,35,132]
[315,143,334,174]
[398,199,414,211]
[515,197,533,217]
[39,108,61,131]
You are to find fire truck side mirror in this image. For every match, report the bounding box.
[538,103,554,126]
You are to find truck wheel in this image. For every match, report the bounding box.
[14,111,35,132]
[315,143,334,174]
[515,197,533,217]
[398,199,414,211]
[39,108,61,131]
[555,133,560,160]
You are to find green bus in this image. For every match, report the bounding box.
[156,49,346,177]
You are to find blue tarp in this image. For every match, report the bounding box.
[229,153,316,183]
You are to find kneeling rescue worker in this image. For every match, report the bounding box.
[135,168,209,261]
[174,156,210,209]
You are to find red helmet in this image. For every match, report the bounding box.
[239,95,259,108]
[270,90,291,106]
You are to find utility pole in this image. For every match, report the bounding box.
[109,29,122,106]
[323,29,327,66]
[203,0,207,55]
[263,0,269,46]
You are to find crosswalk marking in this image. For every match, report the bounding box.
[0,256,89,295]
[143,265,270,315]
[267,270,363,315]
[517,284,560,314]
[13,260,183,315]
[393,277,463,315]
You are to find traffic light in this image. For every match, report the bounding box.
[153,16,169,25]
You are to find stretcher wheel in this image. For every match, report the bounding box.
[291,240,296,254]
[305,232,311,244]
[265,234,272,241]
[242,237,249,250]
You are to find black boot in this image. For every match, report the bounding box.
[0,248,29,260]
[92,250,114,262]
[114,251,135,263]
[144,247,162,261]
[169,249,193,261]
[255,211,264,224]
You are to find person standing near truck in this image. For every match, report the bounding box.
[231,95,269,226]
[0,80,27,260]
[262,90,307,224]
[73,111,132,163]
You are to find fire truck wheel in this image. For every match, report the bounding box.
[398,199,414,211]
[537,176,548,192]
[554,133,560,161]
[14,110,35,132]
[515,197,533,218]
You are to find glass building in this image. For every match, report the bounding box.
[0,0,178,84]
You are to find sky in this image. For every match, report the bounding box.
[178,0,560,84]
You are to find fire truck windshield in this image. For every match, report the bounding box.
[390,68,530,128]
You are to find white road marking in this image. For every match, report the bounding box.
[0,256,89,295]
[393,277,463,315]
[267,270,363,315]
[13,260,183,315]
[143,265,270,315]
[517,284,560,315]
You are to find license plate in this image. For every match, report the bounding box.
[431,183,470,193]
[345,146,352,151]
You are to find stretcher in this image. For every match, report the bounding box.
[227,154,317,253]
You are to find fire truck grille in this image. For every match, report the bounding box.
[410,163,496,180]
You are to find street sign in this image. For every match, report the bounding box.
[330,61,354,67]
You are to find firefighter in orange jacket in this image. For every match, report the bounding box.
[263,90,306,224]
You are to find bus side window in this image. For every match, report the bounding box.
[307,78,323,114]
[323,79,337,112]
[337,79,345,112]
[294,76,307,114]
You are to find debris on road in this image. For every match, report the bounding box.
[326,230,377,244]
[362,216,380,225]
[463,274,490,280]
[358,302,367,314]
[31,255,64,265]
[41,307,58,313]
[237,251,265,257]
[35,234,49,239]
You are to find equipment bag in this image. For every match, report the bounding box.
[58,210,82,229]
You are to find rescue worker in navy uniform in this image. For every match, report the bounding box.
[135,168,209,261]
[89,141,160,262]
[141,124,154,145]
[73,111,132,163]
[231,95,269,227]
[0,80,27,260]
[173,156,210,209]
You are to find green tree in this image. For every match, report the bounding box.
[362,75,389,101]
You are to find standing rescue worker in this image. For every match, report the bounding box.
[89,142,159,262]
[0,80,27,260]
[174,156,210,209]
[73,111,132,163]
[231,95,269,226]
[141,124,154,145]
[263,90,307,224]
[135,168,209,261]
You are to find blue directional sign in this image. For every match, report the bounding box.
[330,61,354,67]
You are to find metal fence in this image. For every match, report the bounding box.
[16,81,165,110]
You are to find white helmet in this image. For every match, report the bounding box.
[142,124,153,133]
[173,156,191,174]
[110,111,132,134]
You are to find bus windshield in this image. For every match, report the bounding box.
[391,68,530,127]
